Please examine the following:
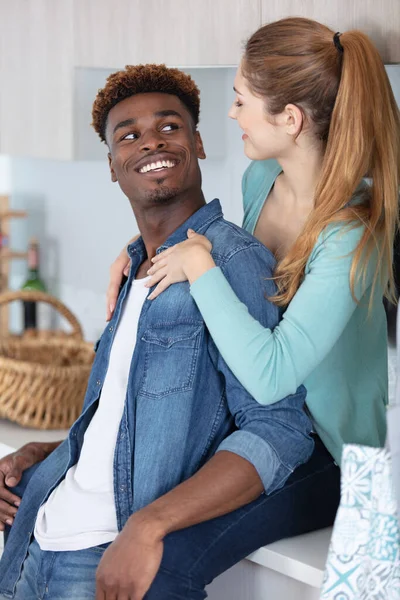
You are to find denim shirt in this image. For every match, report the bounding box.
[0,200,313,597]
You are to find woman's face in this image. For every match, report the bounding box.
[229,66,290,161]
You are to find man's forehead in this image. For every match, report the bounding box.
[107,93,191,128]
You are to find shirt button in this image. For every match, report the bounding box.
[120,433,125,440]
[120,485,126,492]
[71,432,77,438]
[109,326,114,332]
[96,380,101,386]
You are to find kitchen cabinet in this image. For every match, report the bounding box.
[74,0,261,68]
[0,0,399,160]
[260,0,400,63]
[0,0,75,160]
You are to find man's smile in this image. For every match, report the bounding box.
[138,158,179,175]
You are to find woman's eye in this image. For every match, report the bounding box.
[234,100,243,108]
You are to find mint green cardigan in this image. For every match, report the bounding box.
[190,159,388,465]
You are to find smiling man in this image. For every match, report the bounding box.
[0,65,337,600]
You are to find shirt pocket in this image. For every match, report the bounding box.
[139,320,203,398]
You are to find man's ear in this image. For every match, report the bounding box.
[108,153,118,183]
[195,131,206,160]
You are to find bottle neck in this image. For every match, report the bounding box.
[27,267,39,279]
[27,245,39,272]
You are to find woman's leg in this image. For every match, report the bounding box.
[145,436,340,599]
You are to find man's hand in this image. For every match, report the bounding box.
[95,514,164,600]
[0,441,61,531]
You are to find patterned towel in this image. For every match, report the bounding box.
[321,444,400,599]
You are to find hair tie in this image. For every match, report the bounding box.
[333,32,344,54]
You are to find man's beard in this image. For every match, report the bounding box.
[145,183,181,204]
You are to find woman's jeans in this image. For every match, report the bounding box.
[0,436,340,599]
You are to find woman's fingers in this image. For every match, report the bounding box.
[145,267,168,289]
[106,235,139,320]
[106,258,131,321]
[147,260,166,276]
[148,277,172,300]
[151,247,173,263]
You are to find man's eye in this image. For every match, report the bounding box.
[161,123,179,132]
[122,132,138,141]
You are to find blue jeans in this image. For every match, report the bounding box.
[1,436,339,600]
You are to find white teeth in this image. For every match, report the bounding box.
[139,159,177,174]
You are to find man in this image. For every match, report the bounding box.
[0,65,337,600]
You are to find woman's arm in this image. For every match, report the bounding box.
[189,223,378,405]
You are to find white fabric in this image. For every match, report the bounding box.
[34,277,149,551]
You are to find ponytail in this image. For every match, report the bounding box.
[244,19,400,306]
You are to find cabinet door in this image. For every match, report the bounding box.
[260,0,400,63]
[74,0,261,68]
[0,0,74,159]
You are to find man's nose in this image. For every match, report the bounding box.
[140,132,167,153]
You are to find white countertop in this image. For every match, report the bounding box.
[0,419,68,449]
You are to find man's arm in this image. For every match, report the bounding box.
[95,243,313,599]
[136,242,312,527]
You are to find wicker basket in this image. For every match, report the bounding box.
[0,290,95,430]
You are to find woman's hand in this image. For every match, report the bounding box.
[146,229,215,300]
[106,236,139,321]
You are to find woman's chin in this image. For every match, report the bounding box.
[243,143,274,162]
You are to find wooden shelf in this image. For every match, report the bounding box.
[0,196,28,332]
[0,250,28,260]
[0,211,27,220]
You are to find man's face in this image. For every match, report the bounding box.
[106,92,206,206]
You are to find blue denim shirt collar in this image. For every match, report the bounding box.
[127,199,223,261]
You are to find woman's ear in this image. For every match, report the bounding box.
[283,104,304,138]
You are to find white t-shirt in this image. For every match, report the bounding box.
[34,277,149,551]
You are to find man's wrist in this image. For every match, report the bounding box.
[127,506,170,541]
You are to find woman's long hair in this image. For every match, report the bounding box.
[243,17,400,306]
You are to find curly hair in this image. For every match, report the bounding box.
[92,64,200,143]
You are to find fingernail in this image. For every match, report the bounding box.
[109,304,115,314]
[14,500,20,507]
[6,519,12,526]
[148,294,154,300]
[6,477,17,487]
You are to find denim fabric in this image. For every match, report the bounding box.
[0,200,314,597]
[0,539,110,600]
[0,437,339,600]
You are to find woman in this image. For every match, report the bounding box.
[108,17,400,469]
